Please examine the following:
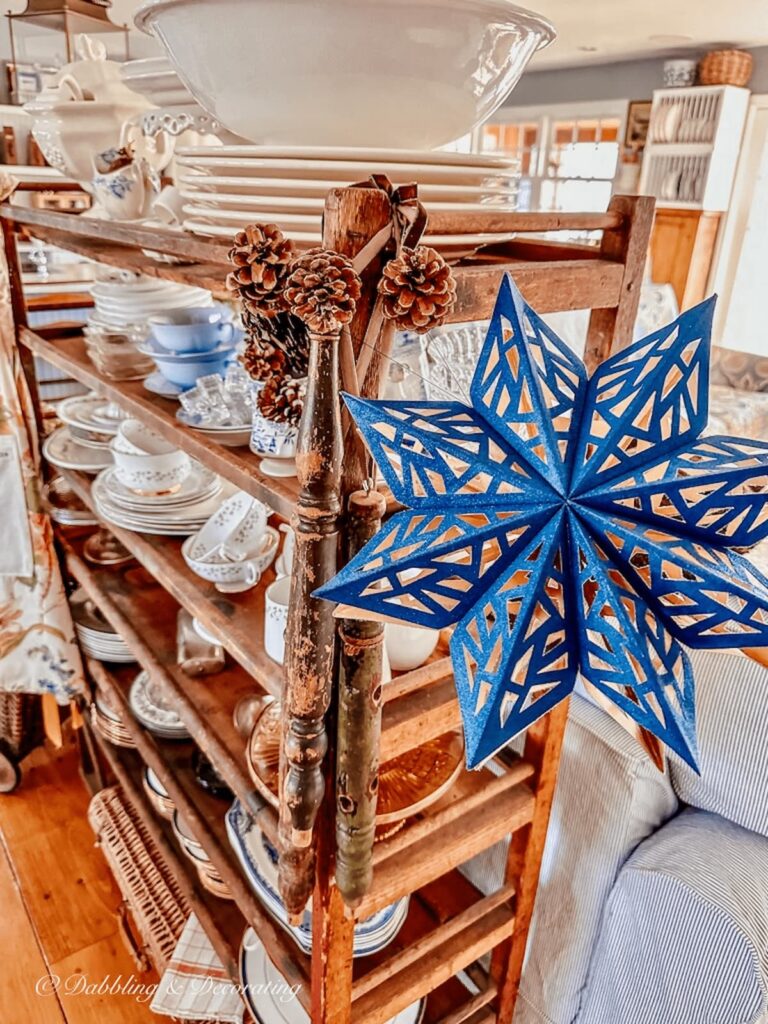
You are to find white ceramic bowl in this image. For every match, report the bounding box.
[25,99,152,185]
[135,0,555,148]
[182,526,279,592]
[384,622,440,672]
[110,421,191,492]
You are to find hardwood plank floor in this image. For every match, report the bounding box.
[0,733,156,1023]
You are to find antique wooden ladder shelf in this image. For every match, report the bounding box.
[1,191,654,1024]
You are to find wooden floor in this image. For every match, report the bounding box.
[0,733,157,1024]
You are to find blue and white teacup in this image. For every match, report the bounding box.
[249,414,298,459]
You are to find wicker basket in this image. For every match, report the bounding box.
[699,49,753,87]
[88,786,191,972]
[0,693,43,758]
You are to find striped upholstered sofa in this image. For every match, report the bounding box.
[462,649,768,1024]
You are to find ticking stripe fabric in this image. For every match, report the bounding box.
[580,807,768,1024]
[670,649,768,839]
[460,692,679,1024]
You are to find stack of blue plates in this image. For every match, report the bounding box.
[226,800,409,956]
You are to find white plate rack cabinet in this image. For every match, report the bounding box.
[639,85,750,210]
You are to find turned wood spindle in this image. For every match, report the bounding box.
[335,488,387,907]
[279,326,343,917]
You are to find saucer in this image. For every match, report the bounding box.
[260,457,297,478]
[143,371,184,399]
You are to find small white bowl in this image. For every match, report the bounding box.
[182,526,279,593]
[384,622,440,672]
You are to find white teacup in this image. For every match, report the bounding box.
[275,523,295,577]
[264,574,291,664]
[384,622,440,672]
[182,526,279,594]
[110,442,191,493]
[191,491,269,562]
[153,184,185,225]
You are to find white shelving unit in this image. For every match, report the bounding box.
[639,85,750,210]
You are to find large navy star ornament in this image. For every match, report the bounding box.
[315,276,768,771]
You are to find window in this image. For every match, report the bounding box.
[476,101,628,237]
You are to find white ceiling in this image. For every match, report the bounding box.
[528,0,768,69]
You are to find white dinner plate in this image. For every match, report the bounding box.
[57,394,123,436]
[177,172,514,202]
[174,155,518,186]
[43,427,113,473]
[94,465,221,511]
[178,144,518,170]
[179,188,516,215]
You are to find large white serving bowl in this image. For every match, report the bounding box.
[135,0,554,148]
[26,99,152,186]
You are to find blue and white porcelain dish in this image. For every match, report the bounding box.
[226,800,409,956]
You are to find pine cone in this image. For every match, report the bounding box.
[284,248,362,334]
[240,336,287,382]
[241,307,309,379]
[378,245,457,333]
[258,375,306,427]
[226,223,295,318]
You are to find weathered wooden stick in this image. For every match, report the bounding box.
[335,488,387,907]
[279,326,343,919]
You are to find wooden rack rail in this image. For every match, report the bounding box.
[2,193,655,1024]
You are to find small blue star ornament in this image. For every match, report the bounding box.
[315,275,768,771]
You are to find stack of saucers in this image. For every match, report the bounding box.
[57,394,128,445]
[91,693,137,749]
[143,767,175,820]
[72,591,135,663]
[89,274,213,332]
[172,810,233,900]
[226,801,409,955]
[93,465,226,536]
[129,670,190,740]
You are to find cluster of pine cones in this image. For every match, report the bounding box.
[227,224,308,427]
[228,221,456,425]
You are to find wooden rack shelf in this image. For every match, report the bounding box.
[21,328,298,519]
[4,190,656,1024]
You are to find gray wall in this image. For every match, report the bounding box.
[505,46,768,106]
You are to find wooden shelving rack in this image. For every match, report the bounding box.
[1,191,654,1024]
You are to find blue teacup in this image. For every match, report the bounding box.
[149,307,235,354]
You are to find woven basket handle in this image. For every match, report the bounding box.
[116,902,151,973]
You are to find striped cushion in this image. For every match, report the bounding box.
[460,693,678,1024]
[670,650,768,838]
[580,807,768,1024]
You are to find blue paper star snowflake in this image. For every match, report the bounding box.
[316,275,768,771]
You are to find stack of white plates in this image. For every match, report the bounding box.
[92,465,228,536]
[239,930,424,1024]
[43,426,114,474]
[177,146,520,257]
[143,766,175,819]
[129,670,190,739]
[226,801,409,956]
[171,808,233,899]
[72,591,136,663]
[92,694,137,749]
[89,274,214,331]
